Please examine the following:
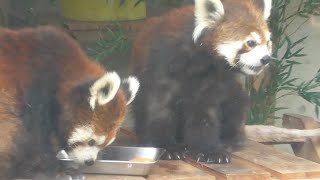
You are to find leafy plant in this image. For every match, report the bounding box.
[86,23,131,61]
[246,0,320,125]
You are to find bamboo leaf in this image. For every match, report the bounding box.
[290,36,308,48]
[286,60,302,65]
[299,92,320,106]
[270,107,289,113]
[288,48,305,58]
[283,78,299,85]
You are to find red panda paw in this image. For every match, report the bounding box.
[189,149,231,164]
[161,145,189,160]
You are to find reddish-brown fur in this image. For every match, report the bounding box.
[205,0,269,48]
[130,0,270,72]
[0,26,128,179]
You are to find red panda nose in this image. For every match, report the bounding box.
[84,159,94,166]
[260,55,271,65]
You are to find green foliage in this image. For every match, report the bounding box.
[246,0,320,125]
[86,23,131,61]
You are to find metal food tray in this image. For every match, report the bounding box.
[57,146,166,176]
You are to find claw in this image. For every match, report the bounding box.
[162,152,172,160]
[172,152,181,160]
[181,151,188,159]
[190,149,231,164]
[161,146,189,160]
[195,153,204,162]
[225,156,230,163]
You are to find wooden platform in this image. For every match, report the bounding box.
[86,141,320,180]
[16,114,320,180]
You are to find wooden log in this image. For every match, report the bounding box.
[148,160,216,180]
[245,125,320,143]
[282,113,320,164]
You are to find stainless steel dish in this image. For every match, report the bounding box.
[57,146,165,176]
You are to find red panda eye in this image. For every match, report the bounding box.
[88,139,96,146]
[247,40,257,48]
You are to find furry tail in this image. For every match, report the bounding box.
[246,125,320,143]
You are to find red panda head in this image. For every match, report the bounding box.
[193,0,272,75]
[60,72,139,165]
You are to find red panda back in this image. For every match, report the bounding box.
[0,27,105,90]
[130,6,194,74]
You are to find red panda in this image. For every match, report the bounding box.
[0,26,139,179]
[130,0,272,164]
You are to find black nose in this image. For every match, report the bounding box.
[260,55,271,65]
[84,159,94,166]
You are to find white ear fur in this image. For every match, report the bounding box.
[89,71,121,110]
[193,0,225,42]
[263,0,272,20]
[122,76,140,105]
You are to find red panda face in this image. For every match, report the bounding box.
[62,72,139,165]
[193,0,273,75]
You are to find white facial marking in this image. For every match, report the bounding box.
[193,0,225,42]
[265,31,271,41]
[93,135,106,145]
[239,45,270,75]
[68,146,99,164]
[216,41,243,65]
[240,45,270,66]
[89,71,121,110]
[68,126,94,144]
[67,127,108,164]
[107,137,116,146]
[250,32,261,44]
[122,76,140,105]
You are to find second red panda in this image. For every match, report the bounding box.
[130,0,272,164]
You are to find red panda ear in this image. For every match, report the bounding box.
[88,72,121,110]
[254,0,272,20]
[121,76,140,105]
[193,0,224,42]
